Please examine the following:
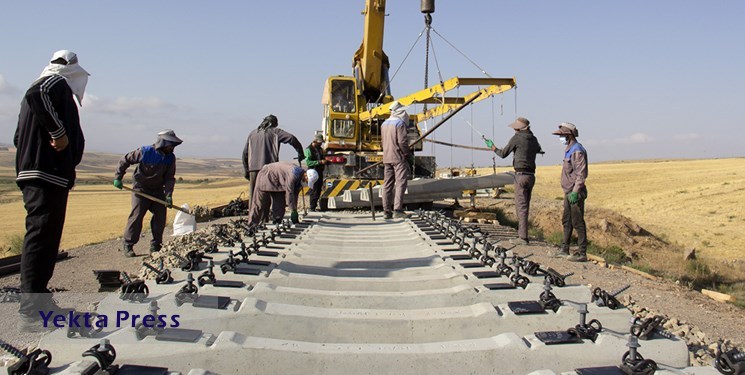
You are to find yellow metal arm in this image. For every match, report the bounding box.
[359,77,516,122]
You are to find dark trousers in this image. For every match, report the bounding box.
[19,181,69,315]
[247,171,259,210]
[308,168,324,210]
[382,162,409,212]
[562,190,587,254]
[123,191,167,247]
[514,173,535,240]
[247,190,286,226]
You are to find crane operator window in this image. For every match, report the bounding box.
[331,80,355,113]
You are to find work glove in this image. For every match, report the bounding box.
[484,138,494,149]
[244,172,250,181]
[290,210,299,224]
[165,194,173,208]
[113,179,123,190]
[407,154,415,166]
[568,191,579,204]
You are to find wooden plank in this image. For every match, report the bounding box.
[701,289,736,303]
[621,265,660,281]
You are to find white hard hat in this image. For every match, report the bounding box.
[305,169,319,187]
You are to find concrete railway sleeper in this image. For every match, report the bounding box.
[1,210,726,374]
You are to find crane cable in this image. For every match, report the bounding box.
[431,28,493,78]
[372,26,426,106]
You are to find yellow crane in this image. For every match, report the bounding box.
[317,0,516,208]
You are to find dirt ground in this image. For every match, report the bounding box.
[1,205,744,365]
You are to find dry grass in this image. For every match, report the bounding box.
[470,157,745,264]
[536,158,745,263]
[0,174,247,257]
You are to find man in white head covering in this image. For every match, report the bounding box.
[114,130,183,257]
[14,50,89,332]
[380,101,414,219]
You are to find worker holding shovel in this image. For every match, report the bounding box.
[113,130,183,257]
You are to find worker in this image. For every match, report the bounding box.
[242,114,305,213]
[114,130,183,257]
[246,161,318,229]
[14,50,88,332]
[304,133,328,211]
[552,122,589,262]
[381,101,413,220]
[483,117,544,245]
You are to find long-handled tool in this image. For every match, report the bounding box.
[460,116,487,140]
[101,177,193,216]
[122,185,193,216]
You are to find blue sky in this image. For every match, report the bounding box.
[1,1,743,167]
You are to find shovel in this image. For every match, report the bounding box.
[101,177,194,216]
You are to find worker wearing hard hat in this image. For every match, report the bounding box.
[15,50,88,332]
[552,122,588,262]
[381,101,414,220]
[483,117,544,245]
[114,130,183,257]
[247,161,318,229]
[304,133,328,211]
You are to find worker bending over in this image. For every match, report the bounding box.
[247,161,318,229]
[114,130,182,257]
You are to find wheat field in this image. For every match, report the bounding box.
[2,156,744,263]
[0,174,247,254]
[479,158,745,263]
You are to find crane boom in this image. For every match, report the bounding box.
[353,0,391,104]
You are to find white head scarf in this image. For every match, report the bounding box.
[38,50,90,106]
[388,101,409,124]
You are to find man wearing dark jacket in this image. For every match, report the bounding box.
[242,115,304,209]
[484,117,543,245]
[14,50,88,332]
[114,130,182,257]
[304,133,327,211]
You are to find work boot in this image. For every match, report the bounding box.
[567,253,588,262]
[548,247,570,258]
[17,313,56,333]
[384,211,393,220]
[509,238,529,246]
[149,243,161,254]
[122,244,135,258]
[393,210,410,219]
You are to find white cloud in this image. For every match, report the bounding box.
[0,74,20,96]
[585,132,655,146]
[626,132,653,144]
[83,95,176,114]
